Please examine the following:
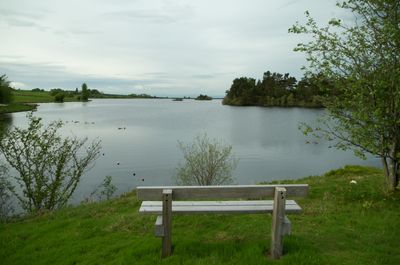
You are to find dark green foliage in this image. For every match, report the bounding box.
[81,83,89,101]
[195,94,212,100]
[223,71,326,108]
[49,88,64,96]
[0,74,13,104]
[88,88,101,97]
[31,88,44,92]
[53,93,65,102]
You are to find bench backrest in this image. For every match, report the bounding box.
[137,184,308,200]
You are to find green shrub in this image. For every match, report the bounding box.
[54,93,65,102]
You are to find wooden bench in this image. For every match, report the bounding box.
[137,184,308,259]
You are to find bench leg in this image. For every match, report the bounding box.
[270,187,286,259]
[162,189,172,258]
[282,216,291,236]
[155,215,164,237]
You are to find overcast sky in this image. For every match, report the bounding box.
[0,0,346,96]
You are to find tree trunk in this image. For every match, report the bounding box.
[382,157,389,179]
[384,145,399,191]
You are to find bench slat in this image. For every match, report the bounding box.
[139,200,302,214]
[137,184,308,200]
[142,200,299,206]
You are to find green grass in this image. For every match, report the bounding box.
[12,90,79,103]
[0,90,83,113]
[12,90,55,103]
[1,165,399,265]
[0,103,37,114]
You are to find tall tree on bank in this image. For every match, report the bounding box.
[81,83,89,101]
[289,0,400,191]
[0,74,13,104]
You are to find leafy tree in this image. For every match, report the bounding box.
[50,88,64,96]
[290,0,400,191]
[81,83,89,101]
[31,88,44,92]
[54,93,65,102]
[223,77,257,106]
[175,134,237,185]
[0,113,101,212]
[0,74,13,104]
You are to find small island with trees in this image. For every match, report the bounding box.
[222,71,335,108]
[195,94,212,100]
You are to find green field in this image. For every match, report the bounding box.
[0,90,82,113]
[1,166,399,265]
[12,90,79,103]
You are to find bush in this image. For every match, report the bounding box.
[54,93,65,102]
[0,113,101,213]
[86,175,118,202]
[175,134,237,185]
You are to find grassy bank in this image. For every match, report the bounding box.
[1,166,399,265]
[0,103,37,114]
[0,90,83,113]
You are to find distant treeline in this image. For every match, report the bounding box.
[34,87,156,100]
[87,89,156,99]
[223,71,336,108]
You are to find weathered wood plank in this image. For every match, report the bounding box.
[142,200,299,206]
[161,189,172,258]
[270,187,286,259]
[155,215,164,237]
[139,200,301,214]
[137,184,308,200]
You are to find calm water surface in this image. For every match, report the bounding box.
[4,99,380,202]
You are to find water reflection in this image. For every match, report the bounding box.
[0,114,13,139]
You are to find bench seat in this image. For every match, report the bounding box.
[139,200,302,214]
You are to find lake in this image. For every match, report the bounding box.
[2,99,380,203]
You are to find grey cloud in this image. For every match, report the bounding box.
[0,8,46,20]
[103,10,177,24]
[0,60,173,93]
[0,8,50,31]
[190,72,234,80]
